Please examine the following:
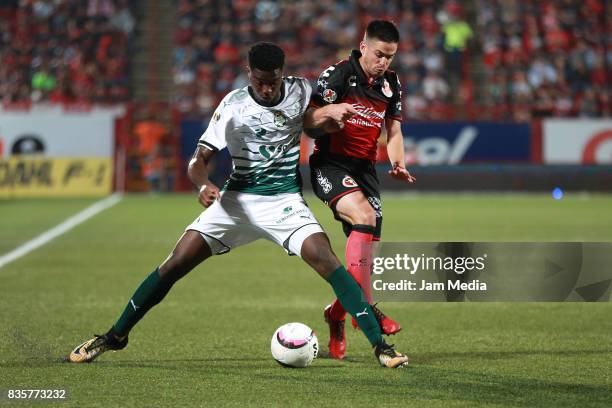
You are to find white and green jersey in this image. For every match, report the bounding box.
[199,77,311,195]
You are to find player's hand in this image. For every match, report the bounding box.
[327,103,358,123]
[198,183,220,207]
[388,164,416,183]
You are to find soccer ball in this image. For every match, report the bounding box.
[270,323,318,368]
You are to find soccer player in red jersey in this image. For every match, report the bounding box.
[305,20,416,359]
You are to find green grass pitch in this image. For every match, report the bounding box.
[1,193,611,407]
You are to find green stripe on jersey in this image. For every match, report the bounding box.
[233,159,299,174]
[225,158,301,194]
[224,176,301,195]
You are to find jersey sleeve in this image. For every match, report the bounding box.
[310,62,348,107]
[290,76,313,114]
[198,100,232,151]
[301,77,313,105]
[385,73,403,121]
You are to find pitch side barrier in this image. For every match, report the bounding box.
[0,107,126,197]
[374,119,612,191]
[178,118,612,192]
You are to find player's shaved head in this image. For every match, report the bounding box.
[248,42,285,72]
[364,20,400,44]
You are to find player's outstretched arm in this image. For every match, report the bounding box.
[303,103,357,133]
[188,145,220,207]
[386,119,416,183]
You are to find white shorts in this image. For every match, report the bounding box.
[186,191,324,257]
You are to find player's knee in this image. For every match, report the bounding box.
[301,235,341,277]
[352,207,376,226]
[158,232,212,283]
[308,251,341,279]
[158,252,191,283]
[316,248,340,270]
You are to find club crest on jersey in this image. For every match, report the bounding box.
[212,111,221,122]
[273,111,287,128]
[342,175,358,188]
[382,79,393,98]
[323,89,337,103]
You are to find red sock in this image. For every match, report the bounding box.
[329,225,375,321]
[328,298,346,321]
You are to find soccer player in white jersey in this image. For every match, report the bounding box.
[68,42,408,368]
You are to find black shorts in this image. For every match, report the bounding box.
[309,153,382,238]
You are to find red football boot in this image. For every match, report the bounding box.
[351,304,402,335]
[324,304,346,359]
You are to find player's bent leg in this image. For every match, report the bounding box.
[325,191,377,326]
[331,191,375,320]
[300,233,347,359]
[112,230,212,337]
[334,190,376,227]
[301,232,382,338]
[324,264,408,367]
[335,192,377,294]
[69,231,212,363]
[335,192,402,336]
[300,232,341,280]
[158,230,213,283]
[300,232,407,367]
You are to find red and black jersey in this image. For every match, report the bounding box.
[309,50,403,161]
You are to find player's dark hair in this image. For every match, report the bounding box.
[365,20,400,43]
[248,42,285,71]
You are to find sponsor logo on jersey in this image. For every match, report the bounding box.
[323,89,337,103]
[353,103,386,120]
[317,79,329,89]
[348,103,386,128]
[348,75,357,87]
[273,111,287,128]
[276,206,310,224]
[254,128,267,137]
[342,175,358,188]
[382,79,393,97]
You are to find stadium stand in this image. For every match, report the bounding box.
[0,0,608,119]
[0,0,134,108]
[475,0,610,120]
[172,0,609,120]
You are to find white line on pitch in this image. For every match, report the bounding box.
[0,193,123,269]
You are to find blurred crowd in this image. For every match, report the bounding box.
[174,0,609,120]
[173,0,477,119]
[1,0,609,120]
[0,0,134,107]
[476,0,610,120]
